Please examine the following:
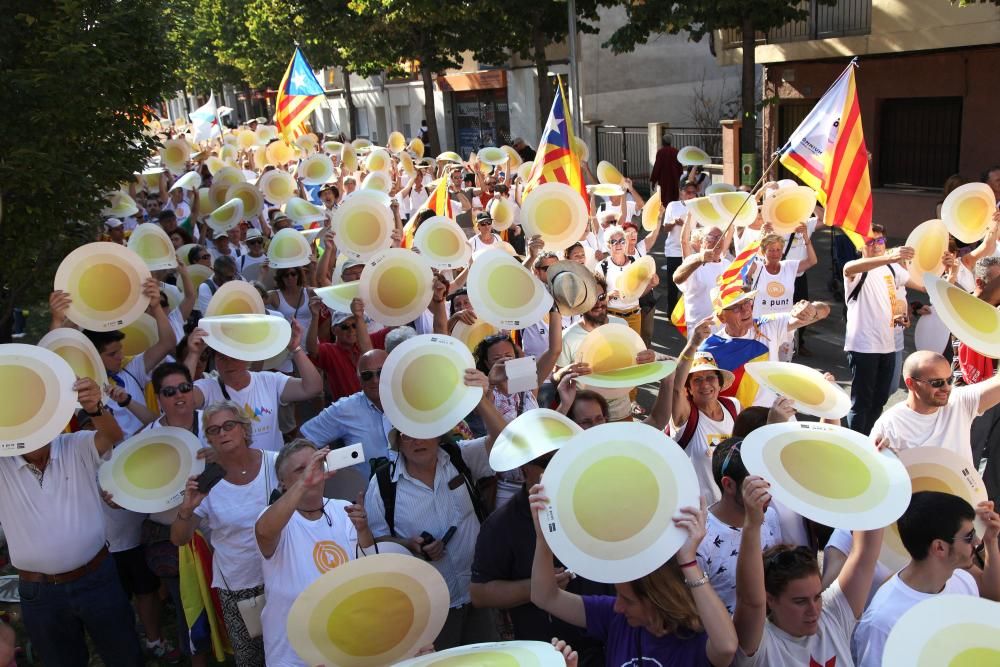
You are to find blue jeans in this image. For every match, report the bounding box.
[18,553,143,666]
[846,351,896,435]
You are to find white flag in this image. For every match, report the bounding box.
[190,94,221,143]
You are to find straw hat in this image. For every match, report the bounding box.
[712,282,757,317]
[546,260,598,316]
[687,352,735,390]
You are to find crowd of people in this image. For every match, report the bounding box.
[0,119,999,667]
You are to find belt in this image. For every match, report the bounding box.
[609,307,641,317]
[18,546,109,585]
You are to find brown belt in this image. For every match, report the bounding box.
[17,546,109,585]
[609,307,641,317]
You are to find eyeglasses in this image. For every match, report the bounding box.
[719,442,742,478]
[247,238,264,245]
[945,528,977,545]
[338,322,356,331]
[360,368,383,382]
[199,254,212,261]
[609,238,626,246]
[158,382,193,397]
[205,420,241,437]
[911,376,954,388]
[865,237,887,247]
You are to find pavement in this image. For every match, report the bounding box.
[638,228,920,413]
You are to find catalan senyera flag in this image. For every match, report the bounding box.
[275,47,326,141]
[670,241,762,336]
[524,78,588,208]
[779,62,871,248]
[402,175,453,247]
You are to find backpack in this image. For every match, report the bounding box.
[374,438,489,537]
[675,396,739,449]
[847,265,895,302]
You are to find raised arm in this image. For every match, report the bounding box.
[143,278,179,373]
[430,273,450,335]
[843,245,914,278]
[787,300,830,333]
[468,369,505,456]
[78,378,123,456]
[971,501,1000,602]
[280,320,324,402]
[529,484,587,628]
[836,528,885,619]
[672,319,712,428]
[962,216,999,270]
[796,223,818,273]
[350,298,373,354]
[256,448,335,558]
[733,476,771,656]
[534,308,563,387]
[642,361,675,431]
[316,229,338,287]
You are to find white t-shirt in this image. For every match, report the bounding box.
[194,450,279,590]
[735,582,857,667]
[259,502,358,667]
[237,252,267,278]
[735,226,761,257]
[749,260,800,316]
[558,318,629,421]
[106,353,151,437]
[696,507,782,613]
[678,260,727,331]
[852,569,978,667]
[468,233,502,253]
[703,313,790,407]
[825,528,894,609]
[844,264,909,354]
[195,280,218,314]
[669,398,741,503]
[598,257,640,312]
[662,201,687,257]
[195,372,291,452]
[0,432,108,574]
[870,384,985,466]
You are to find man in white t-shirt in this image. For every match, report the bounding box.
[852,491,1000,667]
[843,223,915,434]
[256,440,373,666]
[184,323,323,451]
[673,225,731,335]
[237,228,267,277]
[662,182,698,314]
[195,256,239,315]
[696,438,782,613]
[871,350,1000,465]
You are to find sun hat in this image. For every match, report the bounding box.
[546,260,598,317]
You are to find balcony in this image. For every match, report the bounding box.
[720,0,871,49]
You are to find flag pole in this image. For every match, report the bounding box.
[711,149,785,250]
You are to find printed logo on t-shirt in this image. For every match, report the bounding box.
[313,540,349,573]
[243,402,272,422]
[809,657,836,667]
[766,281,785,298]
[621,659,664,666]
[705,434,729,460]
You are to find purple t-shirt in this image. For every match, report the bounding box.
[584,595,710,667]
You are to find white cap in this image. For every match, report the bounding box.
[105,218,124,229]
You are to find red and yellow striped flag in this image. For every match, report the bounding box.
[779,62,871,248]
[524,78,588,209]
[671,241,761,336]
[275,48,325,141]
[402,175,453,247]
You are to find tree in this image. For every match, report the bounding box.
[604,0,833,167]
[165,0,244,93]
[470,0,601,136]
[0,0,177,342]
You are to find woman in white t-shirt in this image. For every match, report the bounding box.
[170,401,280,667]
[256,440,374,667]
[468,212,502,252]
[733,476,884,667]
[749,230,815,318]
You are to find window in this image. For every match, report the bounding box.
[878,97,962,189]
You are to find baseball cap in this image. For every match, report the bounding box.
[105,218,124,229]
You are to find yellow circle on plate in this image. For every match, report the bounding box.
[0,365,44,428]
[327,587,413,657]
[402,354,457,412]
[378,267,419,309]
[219,320,271,345]
[428,227,461,256]
[123,443,180,489]
[348,214,381,247]
[910,475,952,495]
[574,456,658,542]
[56,346,96,381]
[489,265,534,309]
[767,372,826,405]
[946,287,996,335]
[80,264,130,311]
[775,198,809,224]
[133,233,173,262]
[780,439,870,499]
[534,198,571,237]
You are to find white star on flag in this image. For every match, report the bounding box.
[292,72,306,89]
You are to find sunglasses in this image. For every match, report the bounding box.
[247,238,264,245]
[199,254,211,261]
[359,368,383,382]
[911,376,954,388]
[338,322,356,331]
[945,528,977,545]
[719,443,742,478]
[205,420,241,437]
[865,237,887,247]
[609,238,626,246]
[158,382,193,397]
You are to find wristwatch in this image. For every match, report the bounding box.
[84,404,105,418]
[116,394,132,408]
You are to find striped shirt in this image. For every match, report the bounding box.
[364,438,492,606]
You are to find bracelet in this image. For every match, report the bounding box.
[177,511,193,521]
[678,559,699,569]
[684,572,710,588]
[116,394,132,408]
[289,346,303,355]
[83,405,104,418]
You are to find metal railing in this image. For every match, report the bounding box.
[668,128,725,163]
[594,126,652,196]
[721,0,871,48]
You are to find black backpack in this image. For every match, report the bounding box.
[374,438,489,537]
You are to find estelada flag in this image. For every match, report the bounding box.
[275,47,325,141]
[524,77,588,209]
[779,62,871,248]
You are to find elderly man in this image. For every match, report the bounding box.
[0,379,144,666]
[365,369,506,650]
[673,224,733,336]
[872,350,1000,466]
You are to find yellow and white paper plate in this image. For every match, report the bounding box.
[379,334,483,439]
[120,313,159,357]
[205,281,266,317]
[198,314,291,362]
[298,154,334,186]
[0,345,79,456]
[686,196,727,227]
[905,219,949,290]
[226,182,264,220]
[641,188,662,232]
[488,197,516,232]
[925,273,1000,358]
[467,249,553,329]
[595,161,624,186]
[882,594,1000,665]
[37,328,108,396]
[413,216,471,269]
[941,182,996,244]
[54,242,152,331]
[287,553,449,667]
[677,146,710,166]
[539,422,699,583]
[98,427,205,513]
[617,255,657,301]
[521,182,588,252]
[332,191,394,260]
[127,224,178,271]
[207,198,245,235]
[490,409,581,473]
[284,197,327,226]
[742,422,911,530]
[358,249,434,326]
[394,641,566,667]
[712,191,758,228]
[315,282,360,315]
[762,186,817,235]
[744,361,850,420]
[258,169,298,205]
[267,227,313,269]
[477,146,507,167]
[574,323,674,391]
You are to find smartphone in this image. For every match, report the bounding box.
[195,462,227,494]
[325,443,365,472]
[441,525,458,545]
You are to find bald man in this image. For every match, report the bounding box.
[300,349,394,475]
[871,350,1000,466]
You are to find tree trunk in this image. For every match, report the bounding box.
[533,29,553,137]
[342,67,356,140]
[740,15,757,170]
[420,65,440,155]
